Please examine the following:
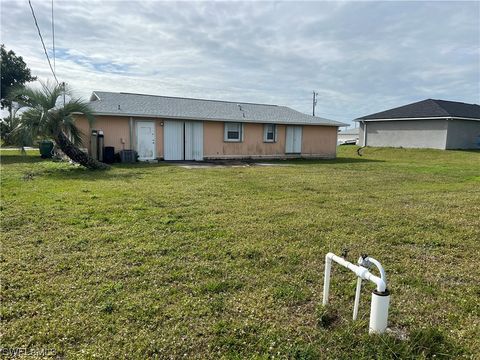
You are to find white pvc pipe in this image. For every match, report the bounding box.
[365,257,387,287]
[353,277,362,320]
[322,255,332,306]
[324,253,386,292]
[322,252,390,334]
[369,291,390,333]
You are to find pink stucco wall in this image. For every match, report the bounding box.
[203,122,287,158]
[203,121,337,159]
[301,125,338,158]
[75,116,338,160]
[76,115,130,152]
[75,115,164,158]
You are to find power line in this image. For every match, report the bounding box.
[28,0,59,84]
[51,0,55,71]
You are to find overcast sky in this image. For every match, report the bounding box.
[2,0,479,125]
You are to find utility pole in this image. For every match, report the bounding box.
[312,91,318,116]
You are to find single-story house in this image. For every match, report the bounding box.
[355,99,480,149]
[337,127,359,145]
[75,92,346,161]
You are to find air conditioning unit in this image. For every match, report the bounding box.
[120,150,137,163]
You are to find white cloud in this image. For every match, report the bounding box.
[1,0,478,124]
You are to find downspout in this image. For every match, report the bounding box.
[335,126,339,157]
[362,120,367,146]
[129,117,134,150]
[445,117,451,150]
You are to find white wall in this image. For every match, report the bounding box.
[360,119,448,149]
[446,120,480,149]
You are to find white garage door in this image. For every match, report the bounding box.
[164,120,203,160]
[164,120,184,160]
[285,126,302,153]
[185,121,203,161]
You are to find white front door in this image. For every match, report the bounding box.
[164,120,184,160]
[136,121,156,160]
[185,121,203,161]
[285,125,302,153]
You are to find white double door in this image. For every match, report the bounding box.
[164,120,203,161]
[285,125,302,153]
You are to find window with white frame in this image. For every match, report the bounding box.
[224,122,243,142]
[264,124,276,142]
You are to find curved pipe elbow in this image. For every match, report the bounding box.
[367,257,387,286]
[326,252,387,292]
[374,278,387,293]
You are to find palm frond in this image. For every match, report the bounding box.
[11,82,63,111]
[21,108,44,129]
[10,86,44,109]
[41,81,65,109]
[67,123,85,146]
[18,108,45,140]
[61,114,84,146]
[12,82,95,143]
[9,112,37,145]
[61,99,96,126]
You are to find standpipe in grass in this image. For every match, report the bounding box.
[322,252,390,334]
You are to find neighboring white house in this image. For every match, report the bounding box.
[338,127,359,145]
[355,99,480,150]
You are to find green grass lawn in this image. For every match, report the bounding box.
[1,146,479,359]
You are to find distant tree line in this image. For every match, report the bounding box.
[1,44,37,146]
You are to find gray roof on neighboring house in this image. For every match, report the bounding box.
[356,99,480,121]
[89,91,346,126]
[339,127,359,135]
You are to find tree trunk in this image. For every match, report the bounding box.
[55,131,109,170]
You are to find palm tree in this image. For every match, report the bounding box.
[12,82,109,170]
[1,111,33,147]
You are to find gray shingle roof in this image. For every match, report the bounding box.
[89,91,346,126]
[356,99,480,121]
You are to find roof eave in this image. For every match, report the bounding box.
[354,116,480,122]
[88,111,346,126]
